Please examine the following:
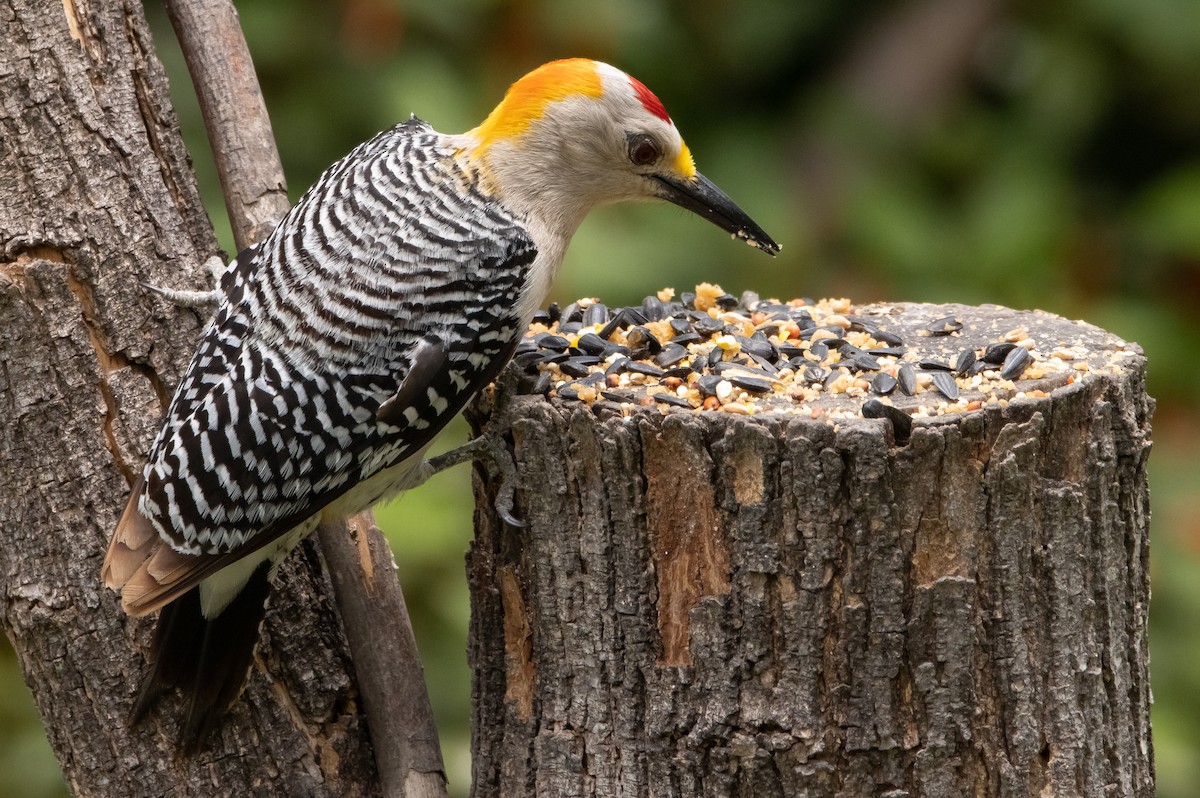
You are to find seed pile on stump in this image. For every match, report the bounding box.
[466,288,1153,797]
[510,283,1141,434]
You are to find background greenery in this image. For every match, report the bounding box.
[4,0,1198,794]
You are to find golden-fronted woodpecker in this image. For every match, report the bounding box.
[103,57,778,752]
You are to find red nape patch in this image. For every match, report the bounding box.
[629,75,671,123]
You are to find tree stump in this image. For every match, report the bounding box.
[466,298,1154,797]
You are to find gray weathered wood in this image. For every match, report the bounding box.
[466,303,1154,797]
[0,1,379,794]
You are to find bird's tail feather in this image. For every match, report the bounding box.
[130,563,273,754]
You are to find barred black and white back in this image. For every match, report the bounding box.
[102,118,535,749]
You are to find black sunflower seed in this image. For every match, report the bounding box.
[746,352,779,374]
[706,347,726,369]
[670,332,702,346]
[514,350,544,371]
[546,302,561,324]
[928,316,962,335]
[653,393,693,408]
[625,326,662,354]
[737,334,776,361]
[560,303,584,324]
[641,295,665,321]
[669,318,692,336]
[697,375,723,397]
[605,356,630,376]
[575,333,609,355]
[873,329,905,347]
[867,346,906,358]
[531,371,552,395]
[982,342,1017,364]
[1000,347,1033,381]
[862,399,912,445]
[955,349,977,376]
[662,365,694,379]
[531,309,553,325]
[583,302,608,328]
[625,361,666,377]
[536,333,570,351]
[897,363,917,396]
[560,356,601,378]
[653,343,689,368]
[919,358,953,372]
[728,374,773,394]
[715,293,739,310]
[802,365,829,384]
[680,291,697,309]
[931,371,960,400]
[850,353,882,372]
[872,372,898,395]
[692,316,726,336]
[558,383,582,400]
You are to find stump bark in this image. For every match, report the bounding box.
[466,302,1154,797]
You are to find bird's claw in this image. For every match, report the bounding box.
[418,367,524,526]
[420,429,523,527]
[142,256,226,308]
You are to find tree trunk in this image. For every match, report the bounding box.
[466,302,1154,797]
[0,1,380,794]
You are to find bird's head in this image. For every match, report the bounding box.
[463,58,779,255]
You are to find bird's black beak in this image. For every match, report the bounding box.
[653,172,780,256]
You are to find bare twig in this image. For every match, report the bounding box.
[165,1,448,794]
[319,512,449,798]
[164,0,290,250]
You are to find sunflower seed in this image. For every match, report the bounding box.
[928,316,963,335]
[728,373,773,394]
[625,361,666,377]
[872,372,898,395]
[862,399,912,445]
[955,349,977,376]
[560,356,601,378]
[981,342,1016,364]
[931,371,960,400]
[897,363,917,395]
[641,295,665,321]
[583,302,609,327]
[653,343,689,368]
[1000,347,1033,380]
[653,393,693,408]
[625,326,662,354]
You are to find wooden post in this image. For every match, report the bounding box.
[466,301,1154,797]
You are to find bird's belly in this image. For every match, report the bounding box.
[318,442,435,523]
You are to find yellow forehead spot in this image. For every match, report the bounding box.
[472,59,605,151]
[674,141,697,179]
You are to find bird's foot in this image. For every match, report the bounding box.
[415,368,524,526]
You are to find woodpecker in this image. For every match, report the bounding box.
[104,58,779,752]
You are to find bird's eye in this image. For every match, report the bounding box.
[628,135,661,167]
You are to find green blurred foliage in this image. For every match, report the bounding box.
[4,0,1199,795]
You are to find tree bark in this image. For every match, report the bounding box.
[466,303,1154,797]
[0,1,379,794]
